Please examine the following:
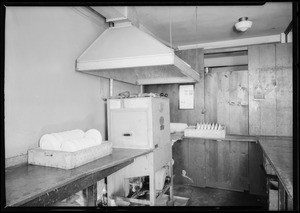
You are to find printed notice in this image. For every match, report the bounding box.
[179,84,194,109]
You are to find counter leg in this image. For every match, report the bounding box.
[168,161,174,206]
[287,193,293,210]
[87,183,97,206]
[278,181,286,210]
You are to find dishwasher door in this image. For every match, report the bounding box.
[109,109,151,149]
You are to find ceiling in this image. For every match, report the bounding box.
[92,3,292,49]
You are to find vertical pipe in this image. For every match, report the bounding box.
[109,79,113,97]
[140,85,144,94]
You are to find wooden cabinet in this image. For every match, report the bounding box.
[205,139,249,191]
[173,137,266,195]
[172,138,206,187]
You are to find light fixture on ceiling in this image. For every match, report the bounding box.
[235,17,253,32]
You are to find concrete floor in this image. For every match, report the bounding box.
[173,184,268,210]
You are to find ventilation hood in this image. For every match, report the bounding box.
[76,23,200,85]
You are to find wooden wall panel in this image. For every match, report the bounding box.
[205,140,249,192]
[205,69,249,135]
[249,142,266,196]
[248,43,292,136]
[172,138,206,187]
[229,71,249,135]
[206,140,231,190]
[173,139,264,194]
[188,138,206,187]
[147,43,292,195]
[176,49,205,125]
[248,46,262,135]
[145,48,205,126]
[216,71,231,132]
[229,141,249,191]
[172,139,190,185]
[204,70,218,123]
[145,49,205,188]
[275,43,293,136]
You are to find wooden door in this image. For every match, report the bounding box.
[204,69,249,192]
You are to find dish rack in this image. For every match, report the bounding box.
[184,123,226,138]
[28,141,112,169]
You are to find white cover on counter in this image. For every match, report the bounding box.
[39,129,102,152]
[54,129,85,142]
[85,129,103,144]
[39,134,62,151]
[170,123,188,133]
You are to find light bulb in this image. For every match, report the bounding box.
[235,17,252,32]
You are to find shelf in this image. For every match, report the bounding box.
[111,177,172,206]
[111,195,151,206]
[196,134,258,142]
[130,188,147,199]
[107,146,173,206]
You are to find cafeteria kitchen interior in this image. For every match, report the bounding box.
[2,3,299,210]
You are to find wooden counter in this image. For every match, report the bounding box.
[5,148,153,207]
[171,132,258,143]
[258,136,293,199]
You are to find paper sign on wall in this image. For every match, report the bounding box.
[179,84,194,109]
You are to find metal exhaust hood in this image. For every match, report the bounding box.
[76,23,200,85]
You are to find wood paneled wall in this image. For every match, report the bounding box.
[172,139,206,187]
[147,43,291,196]
[249,142,266,195]
[146,43,292,137]
[205,140,249,192]
[248,43,293,136]
[145,48,205,125]
[202,66,253,192]
[204,67,249,135]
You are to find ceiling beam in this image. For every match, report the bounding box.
[178,34,281,50]
[72,7,108,27]
[204,55,248,67]
[204,46,248,54]
[91,6,128,22]
[210,65,248,72]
